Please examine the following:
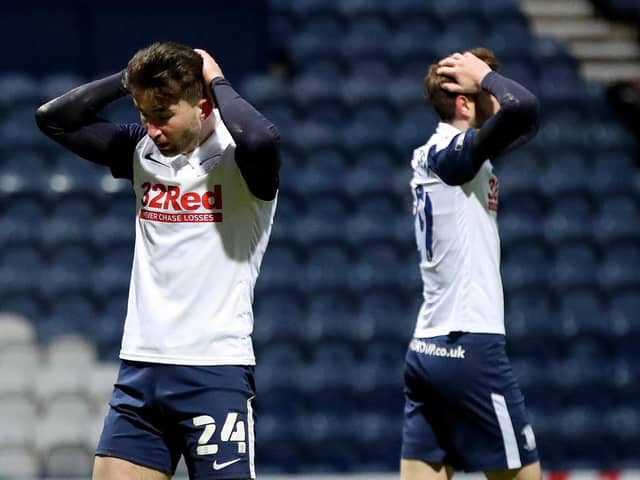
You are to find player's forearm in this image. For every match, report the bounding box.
[472,72,540,161]
[35,72,141,178]
[210,77,281,200]
[35,72,128,136]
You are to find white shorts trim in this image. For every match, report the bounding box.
[491,392,521,469]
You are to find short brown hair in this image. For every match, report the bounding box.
[423,47,500,122]
[125,41,205,105]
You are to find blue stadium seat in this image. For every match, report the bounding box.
[295,161,349,200]
[587,121,637,153]
[542,210,593,247]
[239,75,288,109]
[496,148,544,196]
[92,245,133,300]
[550,241,599,293]
[303,14,345,39]
[305,290,359,343]
[340,77,391,124]
[0,105,51,149]
[255,412,304,471]
[0,150,50,194]
[383,0,437,26]
[350,412,402,469]
[530,36,576,68]
[0,72,40,109]
[556,406,612,466]
[95,292,126,360]
[340,19,392,68]
[40,245,96,300]
[289,31,342,73]
[603,407,640,464]
[389,23,439,76]
[388,77,425,116]
[557,289,607,342]
[589,167,635,199]
[287,122,341,159]
[355,289,411,342]
[39,294,98,342]
[502,241,550,292]
[343,163,394,198]
[0,245,43,297]
[259,103,298,134]
[607,289,640,342]
[511,360,561,410]
[291,212,348,249]
[433,20,486,59]
[550,191,594,218]
[537,151,590,199]
[541,74,588,114]
[289,0,340,23]
[391,113,437,158]
[292,76,346,125]
[51,152,111,191]
[0,193,45,247]
[506,289,556,341]
[341,120,396,158]
[479,0,527,23]
[344,207,399,250]
[336,0,386,23]
[499,210,545,248]
[484,20,535,63]
[431,0,484,23]
[40,73,85,101]
[599,242,640,292]
[257,243,304,292]
[303,242,353,295]
[91,214,135,250]
[593,195,640,246]
[352,362,404,414]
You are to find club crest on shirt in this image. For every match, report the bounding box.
[488,175,499,212]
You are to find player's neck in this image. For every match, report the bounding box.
[449,118,471,132]
[197,116,218,148]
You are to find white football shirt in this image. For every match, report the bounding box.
[410,122,504,337]
[119,111,277,365]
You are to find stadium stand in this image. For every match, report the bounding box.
[1,0,640,476]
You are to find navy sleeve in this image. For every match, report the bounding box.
[35,72,146,180]
[472,72,540,163]
[427,130,476,186]
[210,77,281,201]
[429,71,540,186]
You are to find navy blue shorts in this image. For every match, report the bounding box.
[401,333,539,472]
[96,360,256,479]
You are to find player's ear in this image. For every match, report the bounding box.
[199,98,213,119]
[456,95,473,120]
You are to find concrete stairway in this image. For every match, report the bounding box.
[520,0,640,83]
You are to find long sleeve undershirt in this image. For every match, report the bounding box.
[428,71,540,186]
[35,72,281,200]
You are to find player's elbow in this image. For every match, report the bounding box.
[501,93,540,137]
[35,103,52,132]
[243,124,281,166]
[35,101,63,137]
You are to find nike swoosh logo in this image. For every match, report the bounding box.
[144,152,167,166]
[212,458,241,470]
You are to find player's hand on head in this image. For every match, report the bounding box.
[194,49,224,84]
[436,51,492,95]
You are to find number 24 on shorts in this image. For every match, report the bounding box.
[193,412,247,455]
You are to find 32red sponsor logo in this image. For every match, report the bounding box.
[141,182,222,211]
[139,182,223,223]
